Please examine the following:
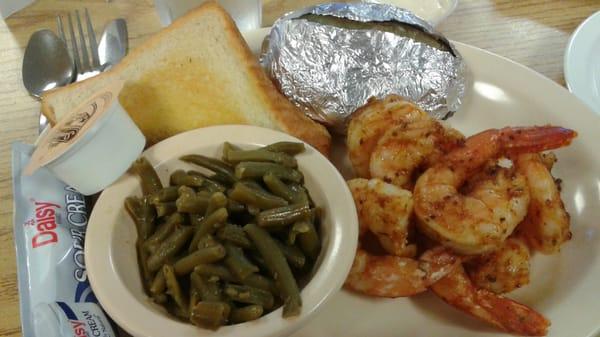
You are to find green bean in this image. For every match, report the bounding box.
[155,202,176,217]
[125,197,156,240]
[222,142,241,160]
[203,279,223,301]
[228,182,288,210]
[151,186,180,204]
[149,269,166,296]
[240,179,268,192]
[244,224,301,317]
[130,157,163,195]
[197,234,220,250]
[194,264,238,282]
[176,191,210,213]
[230,305,264,324]
[189,212,203,226]
[152,293,168,304]
[256,204,311,227]
[225,149,297,168]
[224,284,274,309]
[193,264,237,282]
[174,245,226,276]
[136,240,152,292]
[163,264,188,312]
[227,199,245,213]
[188,171,227,192]
[208,172,236,186]
[289,184,310,205]
[250,205,263,217]
[275,241,306,269]
[263,173,297,203]
[190,301,231,330]
[248,252,269,273]
[287,221,310,245]
[188,208,228,252]
[235,162,303,183]
[224,244,259,280]
[170,169,204,187]
[194,264,275,293]
[144,213,183,252]
[297,220,320,261]
[189,288,201,315]
[147,226,194,272]
[178,185,196,197]
[242,274,277,294]
[180,154,236,184]
[217,224,252,249]
[169,302,190,320]
[191,272,223,302]
[206,192,228,216]
[262,141,305,155]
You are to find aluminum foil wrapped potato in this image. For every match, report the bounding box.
[260,2,469,133]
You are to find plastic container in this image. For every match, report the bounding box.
[25,81,145,195]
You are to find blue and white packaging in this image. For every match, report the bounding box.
[12,142,116,337]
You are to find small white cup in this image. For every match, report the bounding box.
[45,98,145,195]
[26,82,145,195]
[154,0,262,31]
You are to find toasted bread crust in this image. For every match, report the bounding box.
[41,1,331,155]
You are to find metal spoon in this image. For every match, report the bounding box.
[22,29,75,98]
[98,19,128,69]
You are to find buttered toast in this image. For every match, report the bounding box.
[41,1,331,154]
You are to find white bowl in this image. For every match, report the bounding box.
[85,125,359,337]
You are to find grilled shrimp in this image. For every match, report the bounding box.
[414,126,577,255]
[430,264,549,336]
[345,178,460,297]
[369,119,465,189]
[348,178,416,257]
[347,96,429,177]
[515,153,571,254]
[466,236,531,294]
[346,246,460,298]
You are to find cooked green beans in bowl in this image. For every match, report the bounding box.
[126,142,322,329]
[85,125,358,337]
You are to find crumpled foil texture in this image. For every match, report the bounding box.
[260,2,468,133]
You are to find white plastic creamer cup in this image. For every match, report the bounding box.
[25,81,145,195]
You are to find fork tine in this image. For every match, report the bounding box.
[67,13,82,74]
[56,16,67,43]
[75,10,91,73]
[84,8,100,68]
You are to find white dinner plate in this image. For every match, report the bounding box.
[564,11,600,115]
[245,28,600,337]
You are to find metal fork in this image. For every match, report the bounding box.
[38,9,101,133]
[56,9,101,80]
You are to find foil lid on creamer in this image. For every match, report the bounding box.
[260,2,469,133]
[25,81,124,175]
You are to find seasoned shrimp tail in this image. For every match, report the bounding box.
[430,265,550,336]
[346,247,460,297]
[499,126,577,154]
[445,126,576,176]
